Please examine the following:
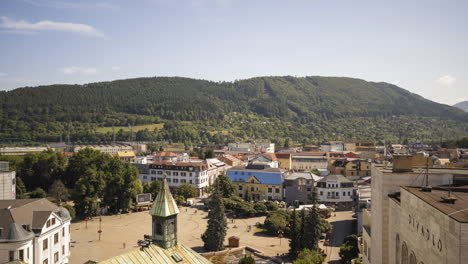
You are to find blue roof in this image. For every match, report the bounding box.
[227,169,282,185]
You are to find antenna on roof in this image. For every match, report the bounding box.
[422,152,432,192]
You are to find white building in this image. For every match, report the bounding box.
[0,162,16,200]
[316,174,356,207]
[0,199,71,264]
[72,144,133,155]
[227,142,275,153]
[145,161,212,196]
[291,152,328,171]
[206,158,229,185]
[365,157,459,264]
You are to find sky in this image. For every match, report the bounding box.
[0,0,467,105]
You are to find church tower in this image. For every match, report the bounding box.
[149,174,180,249]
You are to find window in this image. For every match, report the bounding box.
[52,218,56,225]
[348,191,351,196]
[336,192,339,196]
[54,252,59,263]
[275,188,280,193]
[143,176,147,179]
[43,239,48,250]
[343,192,346,196]
[0,228,2,236]
[27,248,29,259]
[9,251,14,261]
[268,188,272,193]
[320,191,323,196]
[62,245,65,255]
[43,259,48,264]
[46,220,51,228]
[54,233,59,244]
[251,187,254,192]
[189,180,192,184]
[238,185,243,190]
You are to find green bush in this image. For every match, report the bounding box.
[30,187,47,198]
[175,195,186,206]
[265,201,279,211]
[239,255,255,264]
[263,210,290,235]
[339,234,359,264]
[253,202,268,214]
[294,249,325,264]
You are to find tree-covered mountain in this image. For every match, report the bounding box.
[1,76,467,145]
[454,101,468,113]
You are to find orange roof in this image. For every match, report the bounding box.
[155,151,178,157]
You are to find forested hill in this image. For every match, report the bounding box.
[1,76,467,145]
[454,101,468,113]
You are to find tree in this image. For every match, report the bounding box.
[264,210,290,236]
[339,234,359,264]
[293,249,325,264]
[18,150,66,191]
[63,204,76,219]
[253,202,267,214]
[201,191,227,251]
[264,201,279,211]
[72,168,105,218]
[30,187,47,198]
[213,173,235,198]
[143,180,162,199]
[177,184,198,199]
[302,205,322,250]
[16,176,27,199]
[64,148,105,188]
[289,209,301,259]
[238,255,255,264]
[175,195,186,205]
[49,180,69,202]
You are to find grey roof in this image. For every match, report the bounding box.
[32,211,53,229]
[0,199,61,242]
[56,207,71,220]
[285,172,314,180]
[0,209,34,242]
[317,174,352,183]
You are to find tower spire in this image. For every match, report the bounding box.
[149,174,180,249]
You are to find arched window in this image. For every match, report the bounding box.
[401,242,408,264]
[409,251,417,264]
[396,234,400,264]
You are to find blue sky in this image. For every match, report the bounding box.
[0,0,467,105]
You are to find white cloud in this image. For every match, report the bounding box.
[436,74,456,86]
[111,66,121,71]
[455,97,467,103]
[0,16,104,37]
[0,72,7,77]
[61,66,98,75]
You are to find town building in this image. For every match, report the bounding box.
[206,158,229,185]
[153,152,180,162]
[0,162,16,200]
[249,154,279,168]
[331,159,371,180]
[283,171,321,205]
[146,161,211,195]
[227,142,275,153]
[291,152,328,171]
[218,154,243,167]
[0,199,71,264]
[98,176,212,264]
[366,154,463,264]
[227,165,283,201]
[117,151,136,163]
[71,144,133,155]
[316,174,356,208]
[275,153,292,170]
[0,147,49,156]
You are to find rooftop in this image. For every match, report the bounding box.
[403,186,468,223]
[317,174,352,183]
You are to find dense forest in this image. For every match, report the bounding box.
[1,76,467,145]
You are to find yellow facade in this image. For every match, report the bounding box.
[233,176,283,201]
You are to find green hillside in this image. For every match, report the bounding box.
[454,101,468,113]
[0,76,467,145]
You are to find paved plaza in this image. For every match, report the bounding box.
[69,201,290,264]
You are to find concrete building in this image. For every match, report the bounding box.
[367,156,463,264]
[283,172,321,205]
[227,165,283,201]
[72,144,133,155]
[0,199,71,264]
[291,152,328,171]
[206,158,229,185]
[0,147,49,156]
[227,142,275,153]
[331,159,372,180]
[0,162,16,200]
[275,153,292,170]
[316,174,356,208]
[218,154,243,167]
[249,154,279,168]
[363,185,468,264]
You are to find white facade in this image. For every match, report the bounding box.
[316,174,356,204]
[0,170,16,200]
[0,200,71,264]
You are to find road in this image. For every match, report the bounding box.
[319,210,356,263]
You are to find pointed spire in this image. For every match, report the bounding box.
[149,174,180,217]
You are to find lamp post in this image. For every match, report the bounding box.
[278,230,284,245]
[98,216,102,241]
